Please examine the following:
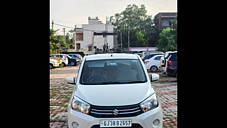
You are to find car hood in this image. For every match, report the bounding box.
[75,83,154,106]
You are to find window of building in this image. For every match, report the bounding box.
[76,33,83,41]
[162,19,170,27]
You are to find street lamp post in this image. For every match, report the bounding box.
[120,31,123,52]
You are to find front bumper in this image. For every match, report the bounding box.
[53,62,60,67]
[68,105,163,128]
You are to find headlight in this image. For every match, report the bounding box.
[71,96,90,114]
[140,93,159,112]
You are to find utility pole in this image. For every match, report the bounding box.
[92,32,95,51]
[63,28,66,52]
[103,17,108,53]
[120,31,123,51]
[128,29,130,51]
[74,25,77,51]
[63,28,66,43]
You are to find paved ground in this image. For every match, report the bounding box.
[50,66,177,128]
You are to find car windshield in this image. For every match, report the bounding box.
[69,54,76,57]
[80,59,147,85]
[69,54,77,58]
[143,55,150,60]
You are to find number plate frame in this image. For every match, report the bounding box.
[100,119,132,127]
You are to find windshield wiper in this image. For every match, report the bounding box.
[81,82,121,85]
[101,81,147,84]
[123,81,146,84]
[95,82,125,85]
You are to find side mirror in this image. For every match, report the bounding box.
[65,77,75,84]
[151,73,160,82]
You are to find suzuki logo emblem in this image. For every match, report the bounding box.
[113,109,119,116]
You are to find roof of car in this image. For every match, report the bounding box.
[69,53,79,55]
[153,54,164,57]
[51,54,68,55]
[85,53,139,61]
[165,51,177,53]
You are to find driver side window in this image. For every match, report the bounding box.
[154,56,161,60]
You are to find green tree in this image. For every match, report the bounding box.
[135,30,147,46]
[50,29,60,54]
[110,4,157,48]
[157,26,177,52]
[57,35,66,52]
[65,33,74,49]
[50,29,74,54]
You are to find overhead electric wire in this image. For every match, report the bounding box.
[54,23,74,28]
[52,21,113,33]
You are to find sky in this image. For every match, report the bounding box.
[50,0,177,35]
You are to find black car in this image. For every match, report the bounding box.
[68,54,82,63]
[166,53,177,77]
[161,51,177,70]
[66,55,77,66]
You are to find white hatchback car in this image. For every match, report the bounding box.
[65,53,163,128]
[50,54,69,66]
[144,55,164,72]
[50,58,61,68]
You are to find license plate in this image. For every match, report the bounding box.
[100,119,132,127]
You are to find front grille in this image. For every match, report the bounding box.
[91,123,143,128]
[89,104,143,118]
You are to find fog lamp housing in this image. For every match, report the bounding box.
[153,119,160,126]
[72,122,79,128]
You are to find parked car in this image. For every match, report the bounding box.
[65,53,163,128]
[166,52,177,77]
[50,54,78,66]
[142,52,164,62]
[49,57,61,69]
[160,51,177,74]
[62,52,85,57]
[67,55,78,66]
[144,54,164,72]
[133,52,143,58]
[84,53,93,56]
[68,54,82,63]
[50,54,69,66]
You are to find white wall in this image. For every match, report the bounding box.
[75,23,114,51]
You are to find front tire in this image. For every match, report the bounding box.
[70,62,75,66]
[70,61,77,66]
[60,63,65,67]
[150,66,158,72]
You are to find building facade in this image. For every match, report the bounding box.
[154,12,177,30]
[74,17,115,52]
